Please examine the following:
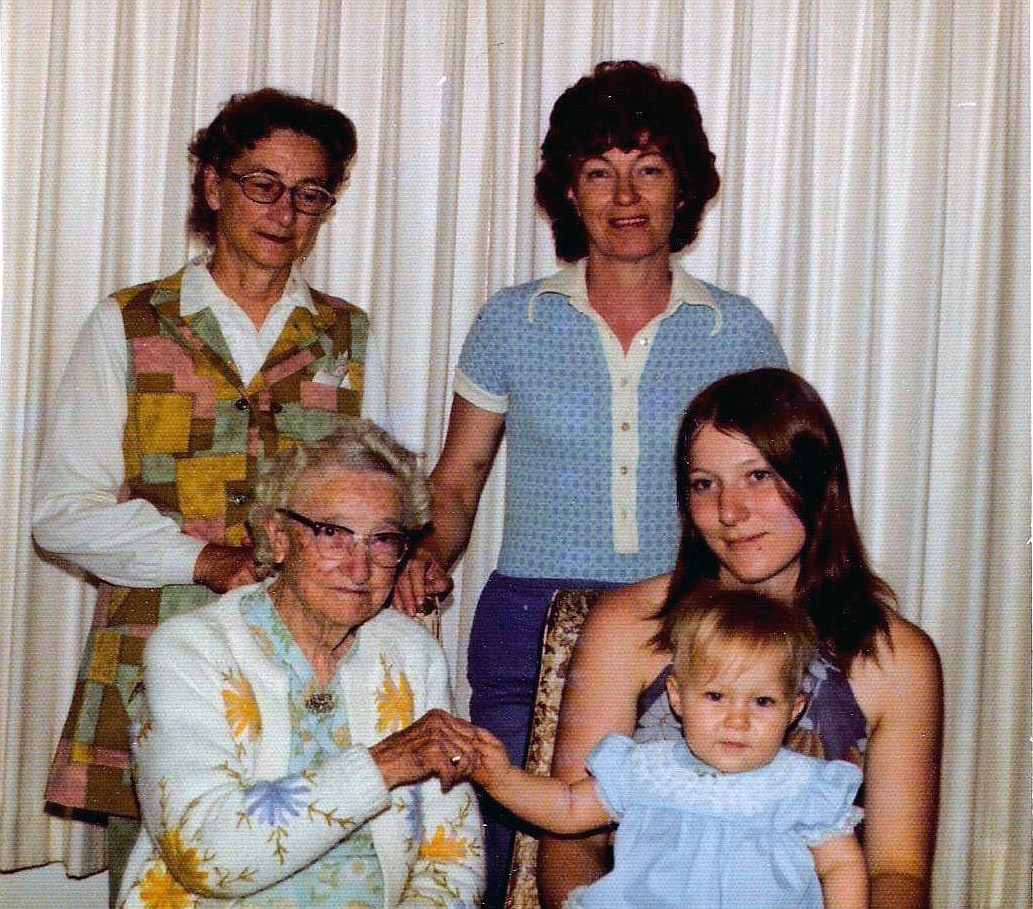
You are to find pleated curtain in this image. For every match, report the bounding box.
[1,2,1028,906]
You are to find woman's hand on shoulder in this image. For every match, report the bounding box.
[855,610,943,909]
[193,543,258,594]
[392,543,453,616]
[392,396,506,617]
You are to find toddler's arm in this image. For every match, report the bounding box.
[471,729,610,835]
[812,832,869,909]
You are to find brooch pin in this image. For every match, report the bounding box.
[304,690,337,715]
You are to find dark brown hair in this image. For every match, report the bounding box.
[534,60,720,262]
[188,87,357,245]
[662,368,892,671]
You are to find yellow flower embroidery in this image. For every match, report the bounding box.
[156,825,212,894]
[222,670,261,741]
[374,660,413,733]
[137,861,195,909]
[418,825,469,863]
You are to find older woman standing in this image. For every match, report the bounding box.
[34,88,386,901]
[396,61,787,904]
[118,420,484,908]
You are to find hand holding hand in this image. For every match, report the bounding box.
[369,708,483,792]
[392,544,453,616]
[469,727,513,789]
[193,543,259,594]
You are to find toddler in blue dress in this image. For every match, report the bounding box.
[471,584,867,908]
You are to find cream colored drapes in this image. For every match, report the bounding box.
[1,2,1028,906]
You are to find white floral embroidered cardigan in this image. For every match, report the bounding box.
[118,583,485,908]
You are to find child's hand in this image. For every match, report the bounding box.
[469,726,513,788]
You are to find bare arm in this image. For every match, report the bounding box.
[537,578,670,909]
[812,833,869,909]
[853,613,943,909]
[472,728,609,835]
[393,396,505,614]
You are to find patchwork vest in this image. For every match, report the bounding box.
[45,267,367,818]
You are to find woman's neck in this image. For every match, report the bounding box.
[718,567,800,606]
[269,581,354,686]
[207,251,291,328]
[584,252,672,351]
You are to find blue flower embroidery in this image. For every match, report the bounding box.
[401,792,423,833]
[243,776,310,825]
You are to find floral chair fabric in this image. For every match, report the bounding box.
[503,588,603,909]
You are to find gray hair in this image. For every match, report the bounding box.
[249,417,429,571]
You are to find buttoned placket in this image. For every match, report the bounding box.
[581,312,661,555]
[527,261,720,558]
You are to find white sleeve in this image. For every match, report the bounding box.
[398,644,485,907]
[32,299,205,587]
[129,622,393,899]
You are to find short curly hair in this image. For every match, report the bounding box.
[188,87,357,246]
[535,60,720,262]
[249,418,429,573]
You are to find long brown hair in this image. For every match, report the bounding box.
[661,368,892,672]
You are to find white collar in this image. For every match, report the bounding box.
[527,258,722,335]
[178,254,319,319]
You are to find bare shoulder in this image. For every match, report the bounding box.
[853,608,943,726]
[575,573,672,686]
[882,609,941,678]
[583,573,670,642]
[593,573,671,623]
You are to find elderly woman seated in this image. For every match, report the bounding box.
[117,419,485,908]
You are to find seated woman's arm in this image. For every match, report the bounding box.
[537,579,668,909]
[396,635,485,908]
[128,613,483,902]
[129,620,393,899]
[855,613,943,909]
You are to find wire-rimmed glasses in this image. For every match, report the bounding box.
[226,171,337,216]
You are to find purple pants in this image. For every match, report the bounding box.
[467,572,618,909]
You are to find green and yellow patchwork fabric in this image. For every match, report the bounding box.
[46,268,367,819]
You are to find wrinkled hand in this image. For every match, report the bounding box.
[369,708,483,792]
[392,544,453,616]
[193,543,259,594]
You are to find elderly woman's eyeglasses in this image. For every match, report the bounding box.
[226,171,337,216]
[277,508,409,567]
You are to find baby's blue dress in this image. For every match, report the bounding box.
[567,735,863,909]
